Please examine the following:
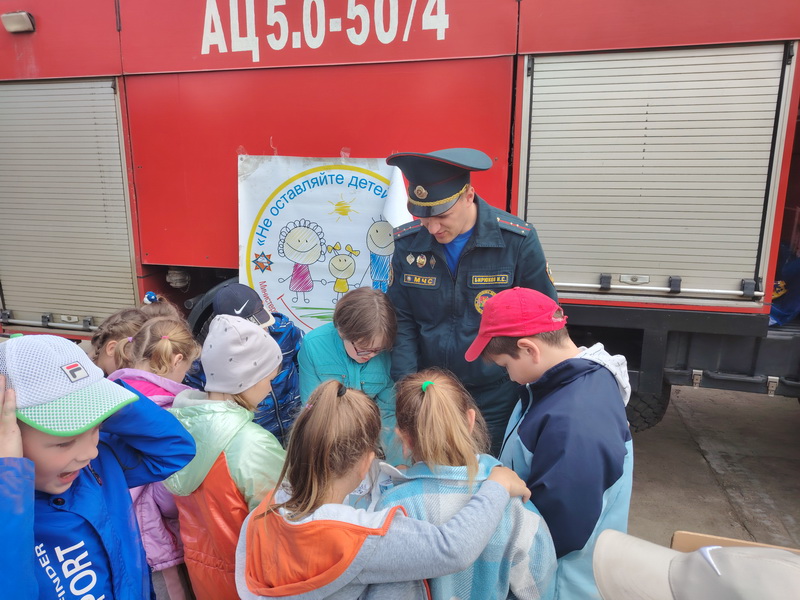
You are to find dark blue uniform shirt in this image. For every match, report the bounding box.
[388,197,557,451]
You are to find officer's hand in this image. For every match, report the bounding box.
[0,376,23,458]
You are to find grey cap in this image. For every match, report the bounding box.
[593,529,800,600]
[0,335,137,436]
[202,315,282,394]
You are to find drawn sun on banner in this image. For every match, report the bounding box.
[239,155,410,332]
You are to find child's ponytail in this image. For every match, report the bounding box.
[91,308,147,361]
[116,316,200,375]
[139,292,186,321]
[396,368,489,483]
[114,335,137,369]
[263,380,380,521]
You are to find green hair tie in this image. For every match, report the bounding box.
[421,381,434,392]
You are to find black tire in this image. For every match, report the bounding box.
[626,383,671,433]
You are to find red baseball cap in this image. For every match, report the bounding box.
[465,287,567,362]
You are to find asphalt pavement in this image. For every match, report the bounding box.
[628,385,800,550]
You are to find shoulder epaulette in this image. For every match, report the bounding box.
[393,221,423,239]
[496,216,531,236]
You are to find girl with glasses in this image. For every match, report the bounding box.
[298,287,403,465]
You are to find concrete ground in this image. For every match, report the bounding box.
[628,385,800,549]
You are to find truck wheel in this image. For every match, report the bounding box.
[626,384,671,432]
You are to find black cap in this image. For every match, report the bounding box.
[386,148,492,217]
[212,283,275,328]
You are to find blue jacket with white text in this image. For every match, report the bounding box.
[1,394,196,600]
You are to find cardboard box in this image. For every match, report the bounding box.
[671,531,800,556]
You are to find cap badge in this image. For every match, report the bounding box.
[416,254,427,268]
[414,185,428,200]
[474,290,497,314]
[62,362,89,383]
[406,253,415,265]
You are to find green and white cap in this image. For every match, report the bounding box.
[0,335,138,436]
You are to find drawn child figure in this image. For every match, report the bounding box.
[298,287,403,465]
[365,218,395,292]
[165,315,286,600]
[90,307,147,375]
[277,219,327,304]
[377,368,557,600]
[326,242,360,303]
[234,380,533,600]
[109,316,201,600]
[1,334,196,600]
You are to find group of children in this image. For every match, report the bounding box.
[2,282,634,600]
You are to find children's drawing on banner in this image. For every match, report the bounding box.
[240,156,411,332]
[359,218,395,293]
[327,243,360,303]
[277,219,327,304]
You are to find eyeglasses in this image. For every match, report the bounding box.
[349,341,385,357]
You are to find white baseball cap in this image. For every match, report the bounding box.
[202,315,282,394]
[593,529,800,600]
[0,335,138,436]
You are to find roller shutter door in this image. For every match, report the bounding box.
[522,43,792,304]
[0,79,137,329]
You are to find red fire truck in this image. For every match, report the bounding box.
[1,0,799,430]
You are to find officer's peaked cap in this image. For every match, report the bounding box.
[387,148,492,217]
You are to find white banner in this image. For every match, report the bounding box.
[239,155,411,332]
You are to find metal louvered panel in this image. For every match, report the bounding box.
[523,43,792,304]
[0,79,137,329]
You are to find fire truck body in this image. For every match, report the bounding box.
[1,0,799,428]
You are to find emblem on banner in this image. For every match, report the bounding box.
[416,254,427,268]
[474,289,497,313]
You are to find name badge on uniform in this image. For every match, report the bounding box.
[471,273,510,286]
[403,274,438,287]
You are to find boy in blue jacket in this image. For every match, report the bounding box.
[465,287,633,600]
[184,282,303,445]
[0,334,196,600]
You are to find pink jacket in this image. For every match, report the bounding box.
[109,368,194,571]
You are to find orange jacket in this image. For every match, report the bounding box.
[175,454,249,600]
[166,393,286,600]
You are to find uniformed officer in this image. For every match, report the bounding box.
[386,148,557,455]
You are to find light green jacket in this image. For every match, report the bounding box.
[165,390,285,510]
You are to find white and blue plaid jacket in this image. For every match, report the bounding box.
[376,455,557,600]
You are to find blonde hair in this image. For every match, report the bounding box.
[333,287,397,348]
[395,368,489,482]
[90,308,147,361]
[262,380,380,521]
[114,316,200,375]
